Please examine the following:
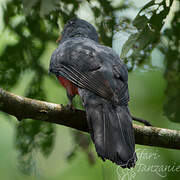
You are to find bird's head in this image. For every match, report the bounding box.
[56,18,99,43]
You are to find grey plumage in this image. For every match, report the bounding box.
[49,18,137,168]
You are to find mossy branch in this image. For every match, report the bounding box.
[0,88,180,150]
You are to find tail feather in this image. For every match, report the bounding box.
[79,89,137,168]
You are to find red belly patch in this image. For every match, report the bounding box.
[57,76,79,96]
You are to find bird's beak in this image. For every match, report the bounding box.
[56,35,61,43]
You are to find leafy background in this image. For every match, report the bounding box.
[0,0,180,179]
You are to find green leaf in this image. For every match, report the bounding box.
[120,0,174,70]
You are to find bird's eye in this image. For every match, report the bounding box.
[69,20,75,25]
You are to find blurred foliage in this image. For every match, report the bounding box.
[0,0,179,175]
[16,120,54,174]
[162,8,180,122]
[67,131,95,165]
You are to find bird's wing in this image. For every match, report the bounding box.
[112,62,130,106]
[50,40,116,101]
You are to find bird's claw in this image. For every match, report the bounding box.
[61,103,75,112]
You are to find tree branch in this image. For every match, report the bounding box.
[0,88,180,150]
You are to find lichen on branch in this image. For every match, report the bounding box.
[0,88,180,150]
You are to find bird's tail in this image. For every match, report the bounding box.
[81,93,137,168]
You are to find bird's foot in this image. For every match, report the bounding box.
[132,116,152,126]
[61,103,75,112]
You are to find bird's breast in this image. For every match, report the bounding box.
[57,76,79,96]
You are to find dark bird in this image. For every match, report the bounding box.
[49,18,137,168]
